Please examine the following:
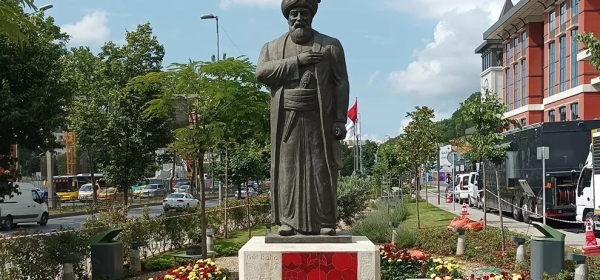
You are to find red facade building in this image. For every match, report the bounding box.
[476,0,600,127]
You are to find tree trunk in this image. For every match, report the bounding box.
[199,154,208,258]
[415,169,421,229]
[224,146,229,238]
[246,183,251,239]
[496,168,505,252]
[169,152,176,193]
[88,148,97,204]
[482,161,487,229]
[191,158,197,197]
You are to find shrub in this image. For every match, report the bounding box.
[150,258,228,280]
[350,199,408,243]
[337,175,372,226]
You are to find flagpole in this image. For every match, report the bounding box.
[358,113,363,176]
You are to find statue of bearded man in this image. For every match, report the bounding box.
[256,0,350,236]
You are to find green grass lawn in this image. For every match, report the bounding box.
[402,201,456,229]
[214,225,280,248]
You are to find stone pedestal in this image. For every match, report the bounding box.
[238,236,380,280]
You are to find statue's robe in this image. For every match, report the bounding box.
[256,30,350,234]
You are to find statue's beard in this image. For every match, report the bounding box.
[290,26,312,44]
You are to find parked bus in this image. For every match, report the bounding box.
[54,173,106,202]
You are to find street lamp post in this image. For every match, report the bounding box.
[39,4,53,11]
[200,14,220,61]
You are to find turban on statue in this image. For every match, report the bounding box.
[281,0,320,18]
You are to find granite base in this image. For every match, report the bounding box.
[238,236,380,280]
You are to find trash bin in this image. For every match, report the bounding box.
[530,222,565,280]
[91,228,124,280]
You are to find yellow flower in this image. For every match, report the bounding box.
[431,274,437,278]
[448,257,455,261]
[388,259,393,263]
[436,265,442,270]
[208,273,212,278]
[495,276,502,280]
[444,276,452,280]
[435,277,442,280]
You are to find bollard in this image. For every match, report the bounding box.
[510,236,526,264]
[389,221,398,243]
[567,253,588,280]
[206,229,215,253]
[130,242,143,272]
[266,223,272,235]
[453,228,465,256]
[62,252,80,280]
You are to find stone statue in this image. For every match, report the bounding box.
[256,0,350,237]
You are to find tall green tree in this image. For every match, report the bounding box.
[340,143,354,177]
[64,46,108,202]
[93,23,171,204]
[142,56,267,258]
[461,90,517,240]
[361,140,379,176]
[0,0,37,44]
[400,106,437,229]
[0,10,71,199]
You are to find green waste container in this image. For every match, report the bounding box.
[91,228,124,280]
[530,222,565,280]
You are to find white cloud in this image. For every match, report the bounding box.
[219,0,279,8]
[367,71,379,86]
[386,0,507,108]
[362,134,382,143]
[61,11,110,45]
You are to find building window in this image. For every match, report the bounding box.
[549,11,556,31]
[505,69,510,111]
[571,29,579,87]
[559,106,567,121]
[514,64,519,109]
[521,60,527,106]
[549,42,556,96]
[522,32,527,52]
[571,102,579,120]
[506,42,511,64]
[514,37,519,57]
[559,36,567,92]
[572,0,579,18]
[521,118,526,126]
[548,110,556,122]
[560,3,567,25]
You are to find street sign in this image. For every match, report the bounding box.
[537,146,549,160]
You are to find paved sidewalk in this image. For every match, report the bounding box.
[420,190,586,248]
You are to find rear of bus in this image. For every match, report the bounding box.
[53,176,78,202]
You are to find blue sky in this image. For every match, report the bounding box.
[44,0,509,142]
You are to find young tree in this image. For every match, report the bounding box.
[0,11,71,198]
[142,56,268,258]
[361,140,379,176]
[93,23,170,205]
[64,46,108,203]
[400,106,437,229]
[461,90,517,247]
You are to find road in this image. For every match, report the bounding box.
[1,198,221,236]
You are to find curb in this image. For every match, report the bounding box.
[50,194,223,219]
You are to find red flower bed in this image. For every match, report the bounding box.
[149,259,226,280]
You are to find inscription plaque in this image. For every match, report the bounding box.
[242,252,282,280]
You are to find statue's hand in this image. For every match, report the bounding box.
[332,122,347,140]
[297,51,323,66]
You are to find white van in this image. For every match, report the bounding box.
[454,172,479,206]
[0,182,49,230]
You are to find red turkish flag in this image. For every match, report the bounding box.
[347,99,358,123]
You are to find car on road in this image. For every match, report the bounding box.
[239,187,258,199]
[78,184,95,202]
[140,184,166,198]
[0,182,49,230]
[133,185,146,198]
[163,193,200,211]
[98,187,123,201]
[175,185,190,194]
